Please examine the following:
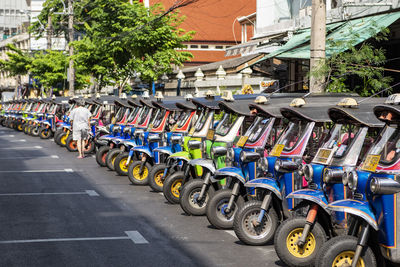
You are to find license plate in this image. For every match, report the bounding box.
[270,144,285,157]
[361,154,381,172]
[206,129,215,140]
[313,148,334,164]
[236,136,248,147]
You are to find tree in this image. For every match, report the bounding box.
[312,27,392,96]
[0,44,32,97]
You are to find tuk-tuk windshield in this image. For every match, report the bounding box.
[194,110,208,131]
[175,111,191,128]
[215,113,239,136]
[127,106,140,123]
[115,107,126,122]
[152,109,166,128]
[322,124,361,158]
[137,106,151,125]
[277,121,310,151]
[245,117,272,143]
[366,126,400,164]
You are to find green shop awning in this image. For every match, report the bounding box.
[277,11,400,59]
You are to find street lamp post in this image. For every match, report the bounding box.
[176,70,185,96]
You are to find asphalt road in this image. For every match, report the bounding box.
[0,127,282,267]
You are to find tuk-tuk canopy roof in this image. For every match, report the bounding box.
[175,99,197,110]
[93,95,118,105]
[219,98,258,116]
[374,104,400,124]
[328,97,385,127]
[280,94,359,123]
[151,97,185,111]
[191,96,222,110]
[249,93,304,118]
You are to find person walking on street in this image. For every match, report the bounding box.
[69,99,92,158]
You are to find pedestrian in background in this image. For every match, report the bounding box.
[69,99,92,158]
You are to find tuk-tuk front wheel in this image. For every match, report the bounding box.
[16,122,23,131]
[58,132,69,147]
[128,161,151,185]
[274,217,327,267]
[316,236,375,267]
[148,164,167,192]
[39,127,53,139]
[163,171,185,204]
[66,136,78,152]
[206,188,244,229]
[95,146,110,167]
[179,179,215,216]
[233,200,278,246]
[31,126,40,137]
[105,148,121,171]
[114,152,131,176]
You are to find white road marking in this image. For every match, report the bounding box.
[0,231,148,244]
[0,190,99,197]
[0,146,42,150]
[51,155,59,158]
[10,139,26,142]
[0,169,73,173]
[159,192,164,196]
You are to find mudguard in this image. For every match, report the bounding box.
[133,145,152,157]
[154,146,173,156]
[244,178,282,199]
[42,121,51,126]
[287,189,328,210]
[121,140,137,147]
[169,151,191,162]
[213,167,245,184]
[328,199,378,230]
[189,158,215,173]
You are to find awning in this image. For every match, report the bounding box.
[225,33,285,57]
[279,11,400,59]
[248,11,400,65]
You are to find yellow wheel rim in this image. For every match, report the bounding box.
[171,179,183,198]
[332,251,365,267]
[18,124,23,131]
[132,165,148,180]
[111,155,117,166]
[119,158,128,172]
[286,228,316,258]
[154,170,164,187]
[60,135,67,145]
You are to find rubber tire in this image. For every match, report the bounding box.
[56,132,67,146]
[31,126,40,136]
[179,179,216,216]
[53,129,64,143]
[233,200,279,246]
[206,188,245,229]
[96,146,110,167]
[105,148,122,171]
[84,140,95,154]
[114,152,131,176]
[39,127,53,139]
[148,164,167,192]
[274,217,327,267]
[16,122,23,131]
[315,235,376,267]
[163,171,186,204]
[66,135,78,152]
[128,161,152,185]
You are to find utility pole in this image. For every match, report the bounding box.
[47,15,52,50]
[68,0,75,96]
[309,0,326,93]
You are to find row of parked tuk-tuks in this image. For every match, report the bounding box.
[2,91,400,267]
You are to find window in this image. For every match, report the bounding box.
[215,45,223,49]
[200,45,208,49]
[190,45,198,49]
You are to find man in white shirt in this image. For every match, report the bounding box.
[69,99,92,158]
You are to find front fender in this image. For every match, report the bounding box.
[328,199,378,230]
[244,178,282,200]
[287,189,328,210]
[213,167,245,184]
[189,158,215,173]
[132,145,152,157]
[168,151,191,162]
[154,146,173,156]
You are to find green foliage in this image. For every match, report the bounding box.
[0,44,32,77]
[312,26,392,96]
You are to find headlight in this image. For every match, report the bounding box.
[134,129,144,137]
[342,172,350,186]
[274,159,299,173]
[227,148,234,161]
[188,140,201,149]
[113,125,121,133]
[202,140,207,154]
[258,157,268,172]
[123,127,131,134]
[370,177,400,195]
[323,169,344,184]
[240,151,261,163]
[348,171,358,191]
[171,135,183,144]
[303,164,313,182]
[211,146,227,158]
